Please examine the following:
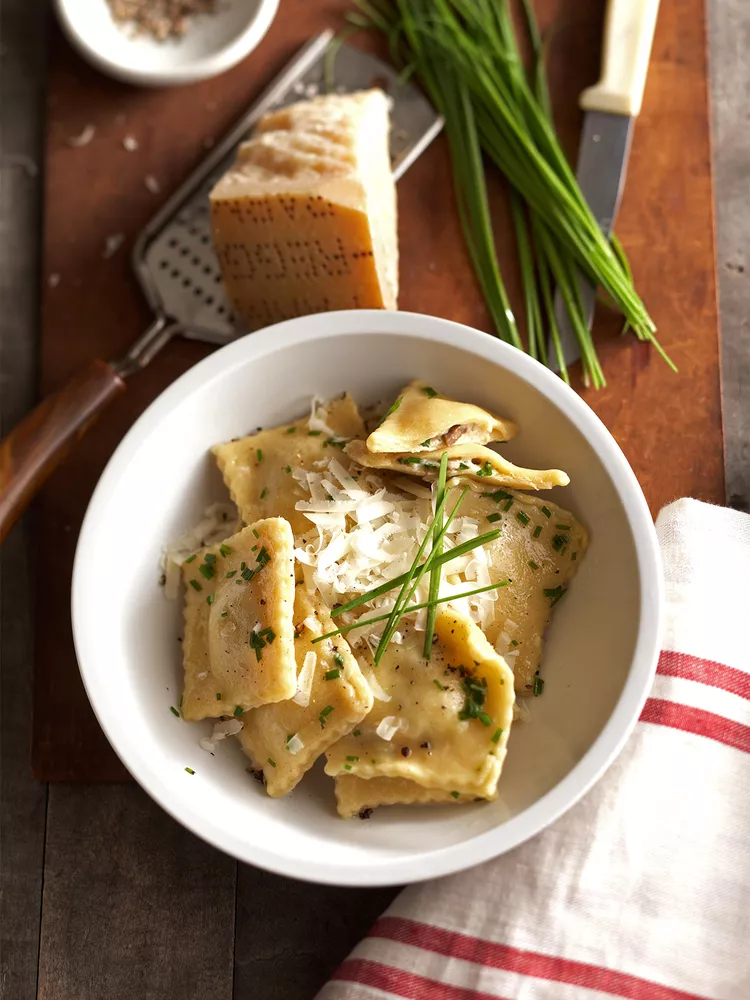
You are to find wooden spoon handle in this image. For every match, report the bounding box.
[0,359,125,544]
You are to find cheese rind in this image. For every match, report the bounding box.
[210,90,397,330]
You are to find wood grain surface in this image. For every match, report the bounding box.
[33,0,723,781]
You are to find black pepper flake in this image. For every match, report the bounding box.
[400,746,411,757]
[358,808,373,820]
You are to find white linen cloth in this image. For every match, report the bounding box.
[318,499,750,1000]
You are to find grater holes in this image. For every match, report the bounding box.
[182,277,192,288]
[159,260,168,269]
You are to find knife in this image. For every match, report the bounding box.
[549,0,661,371]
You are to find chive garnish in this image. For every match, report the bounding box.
[572,551,578,561]
[219,544,232,557]
[241,568,253,581]
[378,395,402,426]
[333,652,344,668]
[450,791,460,799]
[555,524,571,530]
[199,563,215,580]
[256,449,263,462]
[543,585,566,606]
[528,560,538,570]
[206,592,216,606]
[533,676,545,696]
[308,430,322,436]
[485,489,513,502]
[476,461,494,478]
[516,511,530,525]
[511,639,518,646]
[424,452,449,659]
[216,692,222,700]
[343,764,352,771]
[503,498,514,512]
[422,386,438,398]
[398,456,422,465]
[260,488,267,499]
[326,437,345,449]
[346,755,359,762]
[329,528,504,619]
[421,439,432,447]
[252,528,259,538]
[552,533,569,552]
[189,579,202,592]
[319,705,334,727]
[458,675,489,723]
[532,525,542,538]
[170,706,180,717]
[491,728,503,743]
[458,462,469,470]
[541,506,552,518]
[267,757,277,767]
[433,678,446,691]
[324,668,340,680]
[285,427,296,434]
[249,630,267,660]
[487,512,502,523]
[184,554,197,564]
[353,729,361,737]
[478,711,492,727]
[220,611,229,618]
[234,705,244,717]
[204,553,216,564]
[284,465,292,473]
[185,767,195,775]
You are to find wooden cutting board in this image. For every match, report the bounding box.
[33,0,723,781]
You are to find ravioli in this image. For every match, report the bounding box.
[213,394,365,534]
[333,775,473,818]
[367,380,517,454]
[345,439,569,491]
[325,610,515,798]
[440,483,588,693]
[238,587,373,796]
[181,519,296,721]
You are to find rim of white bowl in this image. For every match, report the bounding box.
[53,0,280,87]
[72,310,663,886]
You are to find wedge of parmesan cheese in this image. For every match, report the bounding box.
[210,90,398,330]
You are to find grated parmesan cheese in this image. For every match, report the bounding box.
[293,651,316,707]
[376,716,401,741]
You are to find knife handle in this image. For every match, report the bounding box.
[580,0,660,117]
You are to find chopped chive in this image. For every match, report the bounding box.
[220,611,229,618]
[326,437,345,449]
[528,560,538,570]
[234,705,244,717]
[543,585,567,606]
[516,511,530,525]
[552,533,569,552]
[256,449,263,462]
[324,668,340,680]
[378,395,403,426]
[260,488,267,499]
[458,462,470,470]
[251,545,257,552]
[346,755,359,762]
[249,630,266,659]
[486,489,513,502]
[487,512,502,523]
[491,728,503,743]
[225,570,237,578]
[189,579,202,592]
[252,528,259,539]
[343,764,353,771]
[219,544,232,557]
[555,524,571,530]
[503,498,514,511]
[398,456,422,465]
[198,563,215,580]
[285,427,296,434]
[533,525,542,538]
[541,506,552,518]
[422,386,439,398]
[478,711,492,726]
[533,676,545,696]
[170,706,180,717]
[353,729,361,737]
[204,553,216,564]
[510,639,519,647]
[284,465,292,473]
[216,692,222,701]
[267,757,277,767]
[240,562,246,570]
[333,652,344,668]
[185,767,195,775]
[319,705,334,727]
[450,790,460,799]
[184,554,197,564]
[433,678,446,691]
[476,461,494,478]
[241,568,253,580]
[572,551,578,561]
[206,592,216,606]
[308,430,322,436]
[421,439,432,447]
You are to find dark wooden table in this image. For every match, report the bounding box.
[1,2,748,998]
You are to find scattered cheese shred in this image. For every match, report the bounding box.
[376,716,401,741]
[293,651,317,707]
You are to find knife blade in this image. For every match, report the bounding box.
[548,0,660,373]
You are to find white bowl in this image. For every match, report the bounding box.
[73,310,662,886]
[54,0,279,87]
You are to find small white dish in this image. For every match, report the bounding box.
[72,310,663,886]
[54,0,279,87]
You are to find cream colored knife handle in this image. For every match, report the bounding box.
[580,0,660,117]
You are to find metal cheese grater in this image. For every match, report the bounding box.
[118,30,444,377]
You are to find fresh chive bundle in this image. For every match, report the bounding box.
[347,0,673,386]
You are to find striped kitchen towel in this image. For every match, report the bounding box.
[318,499,750,1000]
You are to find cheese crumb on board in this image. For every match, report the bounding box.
[209,90,398,330]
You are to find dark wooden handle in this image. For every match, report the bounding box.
[0,359,125,543]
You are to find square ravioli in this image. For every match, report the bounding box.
[213,394,365,535]
[325,610,515,798]
[437,483,588,693]
[181,518,296,721]
[238,587,373,796]
[334,775,474,819]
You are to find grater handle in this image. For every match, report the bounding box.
[0,359,125,544]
